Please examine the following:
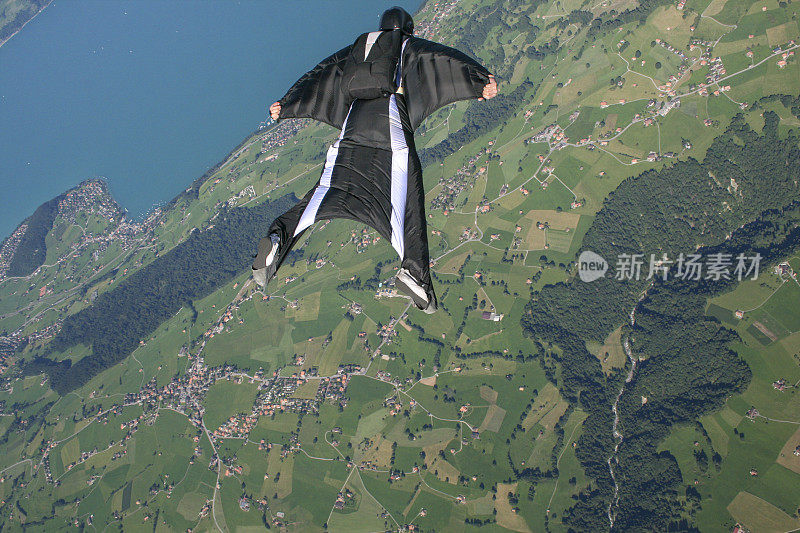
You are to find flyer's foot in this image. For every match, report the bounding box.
[252,267,268,288]
[395,268,435,312]
[252,234,279,288]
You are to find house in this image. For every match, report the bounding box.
[481,311,503,321]
[239,497,250,511]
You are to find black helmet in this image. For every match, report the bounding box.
[379,6,414,35]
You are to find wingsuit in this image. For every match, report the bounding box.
[252,7,493,313]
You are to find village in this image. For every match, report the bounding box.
[33,345,365,487]
[429,150,489,214]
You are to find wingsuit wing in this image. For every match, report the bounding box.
[278,45,353,130]
[402,37,493,131]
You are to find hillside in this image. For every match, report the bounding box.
[1,0,800,531]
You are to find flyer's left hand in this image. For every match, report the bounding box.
[270,101,281,120]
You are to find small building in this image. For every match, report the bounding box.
[239,497,250,511]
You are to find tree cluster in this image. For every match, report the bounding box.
[27,195,297,394]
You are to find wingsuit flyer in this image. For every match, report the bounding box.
[252,6,498,313]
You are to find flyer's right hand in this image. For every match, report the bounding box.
[270,101,281,120]
[479,75,497,101]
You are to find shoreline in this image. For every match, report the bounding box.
[0,0,421,240]
[1,120,280,245]
[0,0,53,49]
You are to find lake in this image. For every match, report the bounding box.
[0,0,421,238]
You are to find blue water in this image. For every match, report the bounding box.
[0,0,421,238]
